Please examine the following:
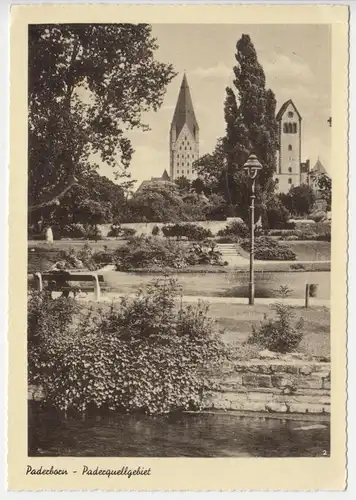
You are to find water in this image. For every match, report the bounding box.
[104,271,330,300]
[29,403,330,458]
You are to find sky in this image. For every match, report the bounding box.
[97,24,331,188]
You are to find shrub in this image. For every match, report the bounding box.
[28,278,230,415]
[92,250,115,266]
[115,236,187,270]
[28,291,80,348]
[152,225,160,236]
[294,223,331,242]
[59,223,87,239]
[265,200,290,229]
[121,227,137,238]
[57,244,104,271]
[162,223,213,241]
[248,299,304,353]
[86,225,102,240]
[309,211,327,223]
[216,220,249,238]
[269,223,331,242]
[240,237,296,261]
[107,224,121,237]
[215,235,240,244]
[114,236,224,270]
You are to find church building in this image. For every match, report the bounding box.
[274,99,306,193]
[169,74,199,181]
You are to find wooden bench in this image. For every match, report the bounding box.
[33,271,104,301]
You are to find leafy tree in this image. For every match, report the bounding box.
[28,24,176,218]
[311,172,332,210]
[128,182,186,222]
[174,176,191,193]
[223,35,278,217]
[193,35,278,221]
[193,138,226,195]
[280,184,316,216]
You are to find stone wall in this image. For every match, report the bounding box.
[203,359,331,415]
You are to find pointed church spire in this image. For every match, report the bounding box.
[171,73,199,138]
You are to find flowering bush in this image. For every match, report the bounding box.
[28,278,230,415]
[240,237,296,261]
[270,223,331,242]
[114,236,224,270]
[59,223,87,239]
[162,223,213,241]
[217,220,249,238]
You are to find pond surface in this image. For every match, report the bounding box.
[105,271,330,300]
[29,403,330,458]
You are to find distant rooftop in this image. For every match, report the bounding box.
[311,159,327,175]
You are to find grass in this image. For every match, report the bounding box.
[80,300,330,358]
[102,269,330,300]
[287,241,331,261]
[207,302,330,357]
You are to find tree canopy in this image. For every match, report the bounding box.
[192,34,279,221]
[224,34,278,189]
[28,23,176,217]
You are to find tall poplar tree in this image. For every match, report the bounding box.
[223,34,278,218]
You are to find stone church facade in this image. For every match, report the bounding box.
[274,99,306,193]
[169,74,199,181]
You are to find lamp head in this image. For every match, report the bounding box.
[243,153,263,178]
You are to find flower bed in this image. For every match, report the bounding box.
[240,237,296,261]
[114,236,225,271]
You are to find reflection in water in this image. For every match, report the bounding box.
[29,402,330,458]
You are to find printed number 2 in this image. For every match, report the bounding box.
[322,450,328,456]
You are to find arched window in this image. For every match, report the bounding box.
[288,167,292,173]
[293,123,297,133]
[288,145,292,151]
[193,126,196,138]
[283,123,288,133]
[288,178,292,184]
[288,123,293,134]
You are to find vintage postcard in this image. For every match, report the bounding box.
[8,3,348,492]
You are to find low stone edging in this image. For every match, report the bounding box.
[204,358,331,415]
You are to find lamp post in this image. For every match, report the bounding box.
[242,153,263,305]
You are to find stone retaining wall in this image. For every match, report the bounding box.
[28,359,331,416]
[203,359,331,414]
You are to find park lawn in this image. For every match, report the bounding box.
[287,241,331,261]
[206,302,330,358]
[80,300,330,358]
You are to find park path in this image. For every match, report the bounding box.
[53,290,329,308]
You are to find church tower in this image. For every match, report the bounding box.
[275,99,302,193]
[170,74,199,181]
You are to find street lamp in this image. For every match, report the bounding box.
[242,153,263,305]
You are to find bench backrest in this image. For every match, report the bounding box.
[40,273,104,282]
